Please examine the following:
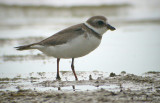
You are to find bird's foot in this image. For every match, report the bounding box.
[75,77,78,81]
[56,76,61,81]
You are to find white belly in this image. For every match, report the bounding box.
[36,35,101,58]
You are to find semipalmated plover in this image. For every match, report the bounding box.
[15,16,116,81]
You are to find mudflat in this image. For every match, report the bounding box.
[0,71,160,103]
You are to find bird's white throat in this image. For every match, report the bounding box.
[84,22,107,35]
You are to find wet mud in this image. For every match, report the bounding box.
[0,71,160,103]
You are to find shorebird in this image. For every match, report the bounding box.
[15,16,116,81]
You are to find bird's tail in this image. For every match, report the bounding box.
[15,44,35,51]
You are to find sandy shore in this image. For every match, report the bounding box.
[0,71,160,103]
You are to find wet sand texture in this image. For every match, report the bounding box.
[0,71,160,103]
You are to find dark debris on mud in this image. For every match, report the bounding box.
[1,88,160,103]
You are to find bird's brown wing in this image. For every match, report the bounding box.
[38,23,86,46]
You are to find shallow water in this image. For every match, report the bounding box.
[0,0,160,75]
[0,71,159,92]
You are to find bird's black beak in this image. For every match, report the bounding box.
[106,24,116,31]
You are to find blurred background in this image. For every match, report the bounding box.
[0,0,160,76]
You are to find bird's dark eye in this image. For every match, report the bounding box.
[97,21,104,25]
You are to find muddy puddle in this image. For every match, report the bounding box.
[0,71,160,103]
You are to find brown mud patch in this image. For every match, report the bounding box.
[0,71,160,103]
